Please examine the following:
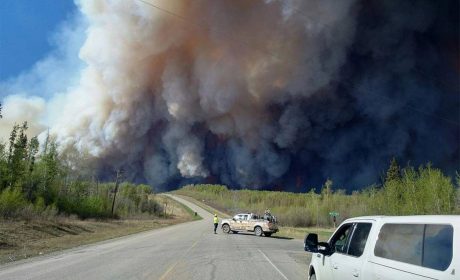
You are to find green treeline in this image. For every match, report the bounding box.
[0,122,161,220]
[175,161,460,227]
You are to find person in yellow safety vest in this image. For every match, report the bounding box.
[213,214,219,234]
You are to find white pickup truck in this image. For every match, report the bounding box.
[221,213,278,237]
[304,215,459,280]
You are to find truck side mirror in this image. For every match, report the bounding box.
[304,233,319,252]
[304,234,333,256]
[317,242,333,256]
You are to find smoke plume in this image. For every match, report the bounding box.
[0,95,46,140]
[2,0,459,191]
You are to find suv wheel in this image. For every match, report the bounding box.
[222,224,230,233]
[254,226,263,237]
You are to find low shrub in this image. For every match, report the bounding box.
[0,187,28,218]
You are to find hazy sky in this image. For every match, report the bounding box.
[0,0,76,80]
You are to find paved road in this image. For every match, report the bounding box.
[0,195,310,280]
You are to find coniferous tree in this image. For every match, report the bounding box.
[385,157,401,183]
[7,122,29,188]
[321,178,333,201]
[7,124,18,165]
[41,139,60,204]
[0,142,7,190]
[383,158,403,214]
[25,136,39,199]
[27,137,39,173]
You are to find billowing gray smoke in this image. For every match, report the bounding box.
[42,0,459,190]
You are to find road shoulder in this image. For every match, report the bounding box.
[0,194,200,264]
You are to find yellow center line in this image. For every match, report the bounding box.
[158,238,200,280]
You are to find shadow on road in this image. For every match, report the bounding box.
[267,235,293,240]
[225,232,294,240]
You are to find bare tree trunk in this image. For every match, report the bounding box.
[111,169,122,217]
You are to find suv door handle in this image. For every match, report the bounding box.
[353,270,359,277]
[332,264,338,270]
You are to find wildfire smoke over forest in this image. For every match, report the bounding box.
[2,0,459,191]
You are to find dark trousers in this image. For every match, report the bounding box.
[214,223,218,233]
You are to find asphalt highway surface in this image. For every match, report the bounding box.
[0,194,311,280]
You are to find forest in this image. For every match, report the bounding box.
[175,160,460,227]
[1,119,458,227]
[0,121,162,220]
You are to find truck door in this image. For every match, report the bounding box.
[233,214,244,230]
[313,223,354,279]
[241,214,250,231]
[330,222,373,280]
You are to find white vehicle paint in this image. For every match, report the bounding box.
[304,216,459,280]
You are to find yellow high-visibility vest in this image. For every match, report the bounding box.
[213,216,218,223]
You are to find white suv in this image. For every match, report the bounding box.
[304,215,459,280]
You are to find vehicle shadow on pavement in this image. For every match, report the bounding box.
[226,232,293,240]
[266,235,294,240]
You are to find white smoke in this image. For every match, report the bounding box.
[40,0,359,187]
[4,0,458,190]
[0,7,86,142]
[0,95,46,140]
[2,0,359,188]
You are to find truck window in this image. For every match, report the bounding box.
[374,224,424,266]
[374,223,453,271]
[348,223,372,257]
[330,223,353,254]
[422,224,453,271]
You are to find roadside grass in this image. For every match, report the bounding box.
[0,195,197,264]
[177,202,203,221]
[173,194,333,240]
[278,227,334,242]
[157,194,202,221]
[173,194,230,218]
[174,173,458,229]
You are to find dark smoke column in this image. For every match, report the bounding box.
[51,0,459,191]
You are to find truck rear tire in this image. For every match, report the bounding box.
[254,226,263,237]
[222,224,230,233]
